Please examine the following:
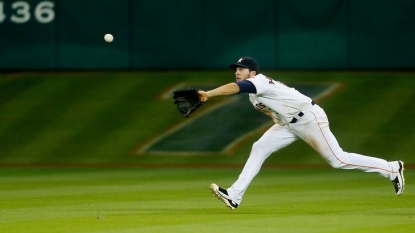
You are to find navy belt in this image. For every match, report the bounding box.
[290,101,315,124]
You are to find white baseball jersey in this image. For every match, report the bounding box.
[247,74,313,125]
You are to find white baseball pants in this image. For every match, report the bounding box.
[227,104,401,205]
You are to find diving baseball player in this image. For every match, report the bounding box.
[198,57,405,210]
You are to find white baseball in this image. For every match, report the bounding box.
[104,34,113,43]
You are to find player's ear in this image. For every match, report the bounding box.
[250,71,256,77]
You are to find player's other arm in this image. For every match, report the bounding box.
[198,83,239,101]
[199,81,256,102]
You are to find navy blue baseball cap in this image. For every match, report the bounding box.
[229,57,259,73]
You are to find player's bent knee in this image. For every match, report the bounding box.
[251,140,271,152]
[250,141,277,160]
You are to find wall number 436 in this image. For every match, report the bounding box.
[0,1,55,24]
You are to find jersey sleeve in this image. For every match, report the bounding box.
[236,80,257,94]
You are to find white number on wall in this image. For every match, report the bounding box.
[34,1,54,23]
[0,1,55,24]
[0,2,6,23]
[11,1,30,23]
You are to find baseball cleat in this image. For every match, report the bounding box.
[209,183,238,210]
[391,161,405,195]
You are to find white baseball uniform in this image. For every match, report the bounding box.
[226,74,402,205]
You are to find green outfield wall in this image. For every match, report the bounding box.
[1,0,414,70]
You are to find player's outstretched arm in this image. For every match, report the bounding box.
[198,83,240,102]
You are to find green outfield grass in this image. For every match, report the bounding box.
[0,167,414,233]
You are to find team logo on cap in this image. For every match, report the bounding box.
[238,58,243,63]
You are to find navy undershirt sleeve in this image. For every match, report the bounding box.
[236,80,257,94]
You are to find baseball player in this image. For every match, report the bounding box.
[198,57,405,210]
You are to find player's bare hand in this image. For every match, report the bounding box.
[198,90,209,102]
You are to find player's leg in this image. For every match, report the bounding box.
[225,124,298,205]
[292,105,404,194]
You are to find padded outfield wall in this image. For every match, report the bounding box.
[1,0,414,70]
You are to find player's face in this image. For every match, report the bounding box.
[235,67,255,81]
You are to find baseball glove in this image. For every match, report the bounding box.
[172,88,203,118]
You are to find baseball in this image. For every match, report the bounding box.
[104,34,113,43]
